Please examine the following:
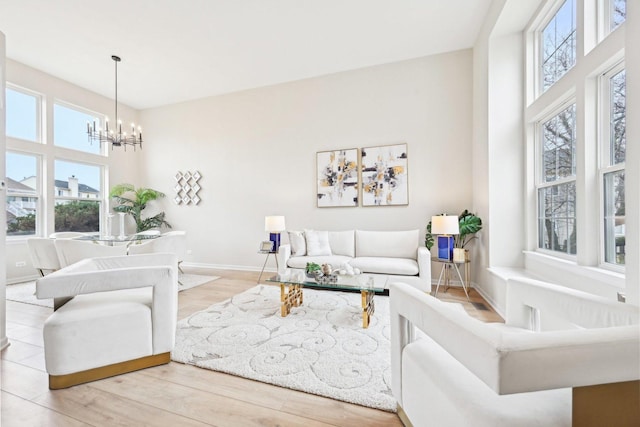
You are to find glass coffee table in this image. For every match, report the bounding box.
[266,273,386,328]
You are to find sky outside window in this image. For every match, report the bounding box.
[6,88,38,142]
[54,103,102,155]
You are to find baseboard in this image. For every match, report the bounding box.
[0,336,10,351]
[182,261,271,273]
[472,283,505,319]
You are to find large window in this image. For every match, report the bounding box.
[5,152,40,236]
[54,160,102,232]
[602,68,626,265]
[541,0,576,91]
[538,104,577,255]
[54,103,102,155]
[529,0,627,273]
[5,87,40,142]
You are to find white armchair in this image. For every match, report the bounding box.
[54,239,128,268]
[27,237,60,276]
[390,278,640,427]
[36,253,178,389]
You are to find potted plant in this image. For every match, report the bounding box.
[425,209,482,261]
[305,262,322,278]
[109,183,172,232]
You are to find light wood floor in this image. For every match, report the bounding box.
[1,268,502,427]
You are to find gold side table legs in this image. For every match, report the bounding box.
[361,290,375,328]
[280,283,303,316]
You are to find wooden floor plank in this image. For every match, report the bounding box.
[1,392,91,427]
[90,372,337,427]
[32,383,212,427]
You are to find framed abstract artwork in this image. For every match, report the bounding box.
[361,143,408,206]
[316,148,359,207]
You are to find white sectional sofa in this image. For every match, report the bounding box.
[276,229,431,292]
[390,277,640,427]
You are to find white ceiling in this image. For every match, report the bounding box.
[0,0,492,110]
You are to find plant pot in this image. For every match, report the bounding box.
[453,248,468,263]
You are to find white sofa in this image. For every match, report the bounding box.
[390,277,640,427]
[276,229,431,292]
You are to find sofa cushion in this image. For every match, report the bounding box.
[286,255,352,270]
[328,230,355,257]
[356,229,419,259]
[43,288,153,376]
[288,230,306,256]
[305,230,332,256]
[350,257,419,276]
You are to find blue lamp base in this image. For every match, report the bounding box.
[437,235,455,261]
[269,233,281,252]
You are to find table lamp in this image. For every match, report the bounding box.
[431,215,459,261]
[265,215,286,252]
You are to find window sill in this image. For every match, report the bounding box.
[523,251,625,296]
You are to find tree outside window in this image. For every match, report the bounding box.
[541,0,576,91]
[603,68,625,265]
[538,104,577,255]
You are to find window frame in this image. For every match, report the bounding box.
[53,158,104,234]
[5,150,43,239]
[53,99,106,156]
[5,84,43,144]
[538,0,577,95]
[598,62,626,271]
[535,99,578,260]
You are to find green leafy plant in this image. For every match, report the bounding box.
[425,209,482,250]
[305,262,321,274]
[109,183,172,232]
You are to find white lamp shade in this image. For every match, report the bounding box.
[431,215,459,235]
[265,215,286,232]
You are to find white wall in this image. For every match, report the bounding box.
[140,50,474,275]
[5,60,142,283]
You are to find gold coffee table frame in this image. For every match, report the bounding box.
[269,275,384,328]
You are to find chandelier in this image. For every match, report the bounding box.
[87,55,143,150]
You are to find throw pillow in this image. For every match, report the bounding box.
[305,230,332,256]
[288,231,307,256]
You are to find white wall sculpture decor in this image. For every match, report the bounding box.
[174,171,201,205]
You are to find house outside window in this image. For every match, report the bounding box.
[54,160,102,233]
[5,152,40,236]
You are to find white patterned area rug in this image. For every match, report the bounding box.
[172,284,395,412]
[6,274,219,308]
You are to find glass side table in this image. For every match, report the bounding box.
[431,257,470,301]
[257,249,279,284]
